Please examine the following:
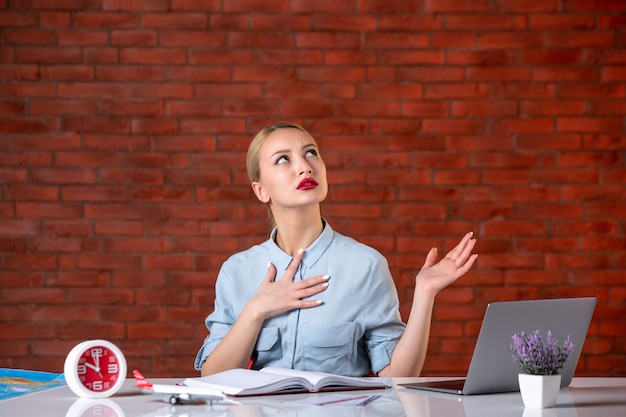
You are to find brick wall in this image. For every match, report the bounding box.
[1,0,625,377]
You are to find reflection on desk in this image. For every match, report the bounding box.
[0,377,625,417]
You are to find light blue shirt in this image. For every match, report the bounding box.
[194,221,406,376]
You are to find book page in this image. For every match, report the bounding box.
[260,367,385,390]
[183,368,312,395]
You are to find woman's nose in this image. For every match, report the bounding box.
[296,158,313,176]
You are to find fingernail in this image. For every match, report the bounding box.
[322,275,330,280]
[321,282,329,288]
[469,231,474,237]
[297,248,304,254]
[267,262,272,268]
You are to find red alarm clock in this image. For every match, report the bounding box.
[64,340,127,398]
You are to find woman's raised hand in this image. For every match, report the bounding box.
[415,232,478,296]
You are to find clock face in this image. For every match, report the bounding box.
[65,340,127,398]
[76,344,122,393]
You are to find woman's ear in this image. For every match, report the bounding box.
[251,182,270,203]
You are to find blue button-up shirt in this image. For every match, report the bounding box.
[194,221,405,376]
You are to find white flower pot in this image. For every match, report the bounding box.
[518,373,561,408]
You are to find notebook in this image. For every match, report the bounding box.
[399,297,596,395]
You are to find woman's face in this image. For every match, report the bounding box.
[252,127,328,212]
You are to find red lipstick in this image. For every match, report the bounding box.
[297,178,318,190]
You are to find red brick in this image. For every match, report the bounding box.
[17,203,83,218]
[562,82,625,98]
[599,13,626,30]
[0,167,27,183]
[0,11,38,27]
[467,66,530,81]
[64,186,128,202]
[16,47,82,64]
[127,83,193,99]
[518,49,581,65]
[548,31,615,48]
[58,29,109,46]
[425,0,490,12]
[110,29,158,46]
[101,305,165,322]
[0,65,39,81]
[42,65,95,81]
[103,237,169,253]
[97,65,163,81]
[190,49,253,65]
[120,47,187,64]
[591,101,626,115]
[6,185,59,201]
[452,100,517,117]
[496,0,560,12]
[480,33,544,49]
[491,117,554,133]
[102,0,170,11]
[451,15,526,30]
[56,152,121,167]
[4,28,57,45]
[0,117,60,133]
[131,118,179,134]
[380,50,445,66]
[547,253,611,269]
[95,220,143,236]
[112,271,166,288]
[128,323,193,339]
[147,14,209,31]
[0,272,45,288]
[84,203,150,219]
[76,254,141,270]
[58,322,126,340]
[45,220,92,237]
[558,117,623,133]
[73,12,141,28]
[39,11,71,27]
[130,187,193,202]
[32,305,99,321]
[0,323,56,340]
[266,84,322,100]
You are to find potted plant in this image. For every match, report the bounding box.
[507,329,575,408]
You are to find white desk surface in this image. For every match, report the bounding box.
[1,377,625,417]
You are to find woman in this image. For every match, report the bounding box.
[194,122,477,377]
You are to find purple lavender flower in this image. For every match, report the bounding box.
[507,330,575,375]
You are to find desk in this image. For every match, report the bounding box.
[1,377,625,417]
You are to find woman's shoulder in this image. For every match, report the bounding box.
[329,229,386,262]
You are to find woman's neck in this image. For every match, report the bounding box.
[273,208,324,256]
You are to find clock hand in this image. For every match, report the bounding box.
[85,362,102,374]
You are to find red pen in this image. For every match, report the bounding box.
[318,395,370,406]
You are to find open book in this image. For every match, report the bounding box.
[182,367,389,397]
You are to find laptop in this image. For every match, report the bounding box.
[399,297,596,395]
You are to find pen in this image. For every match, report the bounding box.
[358,395,380,406]
[318,395,370,406]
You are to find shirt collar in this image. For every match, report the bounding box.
[267,219,334,272]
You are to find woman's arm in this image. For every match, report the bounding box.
[200,250,330,376]
[378,232,478,377]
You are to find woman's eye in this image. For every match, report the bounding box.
[305,149,318,157]
[275,155,289,164]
